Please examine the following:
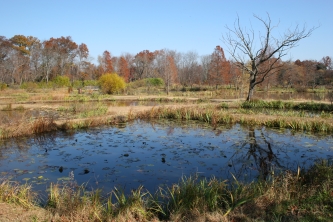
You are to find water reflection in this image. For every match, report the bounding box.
[245,128,281,180]
[0,120,332,196]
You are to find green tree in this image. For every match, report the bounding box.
[98,73,126,94]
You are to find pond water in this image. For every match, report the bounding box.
[0,120,333,198]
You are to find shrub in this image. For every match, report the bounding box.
[84,80,98,86]
[98,73,126,94]
[37,81,54,89]
[20,82,38,92]
[146,78,164,87]
[127,78,164,89]
[52,76,71,88]
[72,80,84,88]
[0,82,7,91]
[127,79,147,88]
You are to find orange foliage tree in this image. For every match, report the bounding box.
[208,46,230,88]
[99,50,114,74]
[118,56,130,82]
[44,36,78,76]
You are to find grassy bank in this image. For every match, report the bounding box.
[135,104,333,133]
[1,159,332,221]
[1,100,333,139]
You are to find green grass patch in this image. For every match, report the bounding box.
[241,100,333,112]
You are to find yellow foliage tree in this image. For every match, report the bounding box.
[98,73,126,94]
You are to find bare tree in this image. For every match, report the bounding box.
[154,49,178,95]
[178,51,199,88]
[200,54,211,84]
[223,14,316,100]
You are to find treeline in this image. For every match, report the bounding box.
[0,35,332,91]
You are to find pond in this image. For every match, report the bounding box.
[0,120,333,198]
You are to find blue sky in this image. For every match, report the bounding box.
[0,0,332,63]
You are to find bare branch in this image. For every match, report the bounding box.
[222,13,317,101]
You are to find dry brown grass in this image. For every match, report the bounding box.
[0,116,57,139]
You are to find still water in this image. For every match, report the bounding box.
[0,120,332,196]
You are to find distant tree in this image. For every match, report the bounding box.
[257,54,282,91]
[75,43,89,81]
[223,14,316,100]
[118,56,130,82]
[229,61,243,90]
[132,50,155,80]
[41,40,57,82]
[44,36,78,76]
[0,36,13,83]
[200,55,212,84]
[154,49,178,94]
[165,55,178,94]
[295,60,320,89]
[28,37,43,82]
[321,56,332,70]
[277,61,303,88]
[99,50,114,74]
[178,51,199,87]
[10,35,33,55]
[208,45,227,88]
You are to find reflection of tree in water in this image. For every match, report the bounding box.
[230,127,283,181]
[0,132,59,162]
[247,127,282,180]
[33,132,58,153]
[0,137,32,160]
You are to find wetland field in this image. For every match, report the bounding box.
[0,87,333,221]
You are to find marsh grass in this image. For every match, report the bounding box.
[242,100,333,112]
[158,175,233,221]
[0,115,57,139]
[136,105,333,133]
[31,117,57,134]
[57,103,108,119]
[110,186,158,221]
[0,180,37,208]
[58,115,127,131]
[1,160,332,221]
[46,183,106,221]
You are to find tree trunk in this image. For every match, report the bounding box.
[246,87,254,101]
[246,75,256,101]
[166,80,169,95]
